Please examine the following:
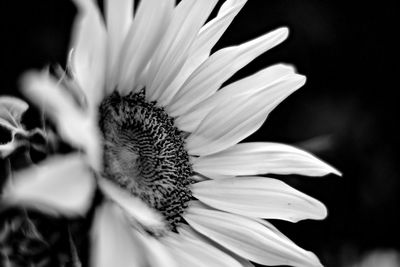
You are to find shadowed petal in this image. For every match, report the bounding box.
[91,202,146,267]
[98,178,166,233]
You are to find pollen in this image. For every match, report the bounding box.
[99,91,192,231]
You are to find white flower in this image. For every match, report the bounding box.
[5,0,341,266]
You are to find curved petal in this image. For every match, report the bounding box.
[255,218,293,243]
[21,71,102,170]
[181,214,298,267]
[176,64,295,132]
[146,0,218,102]
[167,27,289,117]
[191,0,247,66]
[98,178,166,234]
[91,202,147,267]
[2,154,95,216]
[104,0,134,94]
[184,205,323,267]
[117,0,174,95]
[157,0,247,107]
[186,73,305,156]
[136,233,178,267]
[162,233,242,267]
[192,176,327,222]
[70,0,107,109]
[0,139,22,158]
[178,223,255,267]
[0,96,29,127]
[0,116,15,131]
[193,142,341,177]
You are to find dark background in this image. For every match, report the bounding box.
[0,0,398,266]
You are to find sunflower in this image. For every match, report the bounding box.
[3,0,340,266]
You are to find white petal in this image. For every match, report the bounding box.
[193,0,247,62]
[146,0,218,102]
[176,64,295,132]
[2,154,95,216]
[177,223,202,239]
[0,140,20,158]
[91,202,147,267]
[0,116,14,131]
[192,176,327,222]
[21,71,102,170]
[156,0,247,107]
[98,178,166,233]
[255,218,293,243]
[178,223,256,267]
[193,142,341,177]
[167,27,289,117]
[184,206,323,267]
[0,96,29,127]
[219,0,248,12]
[70,0,107,109]
[104,0,134,94]
[136,233,178,267]
[117,0,174,95]
[163,233,242,267]
[186,73,305,156]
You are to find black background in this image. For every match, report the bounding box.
[0,0,398,266]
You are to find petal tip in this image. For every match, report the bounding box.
[321,162,342,177]
[278,26,290,39]
[331,167,343,177]
[297,74,307,85]
[315,202,328,220]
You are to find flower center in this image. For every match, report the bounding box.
[99,91,192,231]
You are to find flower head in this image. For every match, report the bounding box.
[5,0,340,266]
